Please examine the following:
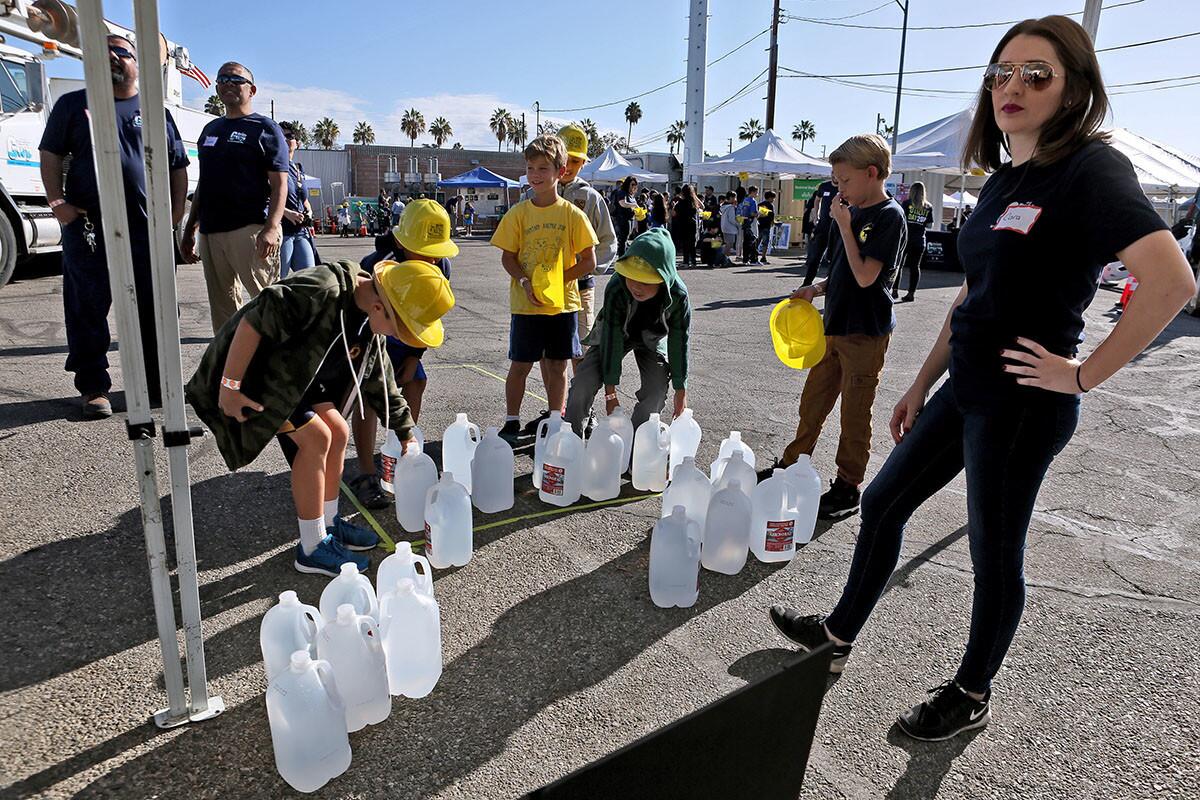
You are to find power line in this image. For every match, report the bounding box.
[783,0,1144,32]
[791,0,893,22]
[630,69,770,149]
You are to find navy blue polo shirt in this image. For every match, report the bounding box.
[38,89,189,220]
[195,113,288,234]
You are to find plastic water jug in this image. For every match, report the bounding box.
[380,426,424,493]
[424,472,472,569]
[602,406,636,473]
[319,562,379,622]
[442,414,481,493]
[471,427,515,513]
[702,481,752,575]
[668,409,703,478]
[582,428,624,502]
[750,469,803,563]
[266,650,352,793]
[649,506,702,608]
[260,590,323,683]
[783,455,822,548]
[379,578,442,698]
[394,448,439,533]
[376,541,434,599]
[533,411,566,489]
[539,427,585,507]
[660,457,713,538]
[712,450,757,500]
[632,413,671,492]
[710,431,756,478]
[315,604,390,732]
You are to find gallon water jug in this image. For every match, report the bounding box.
[442,414,481,493]
[712,450,757,500]
[749,469,803,563]
[380,426,424,493]
[660,457,713,538]
[379,578,443,698]
[702,481,752,575]
[394,448,439,533]
[376,541,434,599]
[266,650,352,793]
[260,590,323,683]
[315,604,390,732]
[582,428,623,502]
[649,506,702,608]
[471,427,515,513]
[424,472,473,569]
[783,455,822,548]
[668,409,703,478]
[539,427,585,507]
[319,562,379,622]
[533,410,566,489]
[632,413,671,492]
[710,431,756,478]
[604,406,636,473]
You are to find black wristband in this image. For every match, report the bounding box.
[1075,363,1088,393]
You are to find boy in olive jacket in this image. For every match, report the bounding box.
[186,258,454,576]
[564,227,691,434]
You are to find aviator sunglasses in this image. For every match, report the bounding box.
[983,61,1059,91]
[216,74,253,86]
[108,45,136,60]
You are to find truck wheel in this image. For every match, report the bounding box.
[0,213,17,287]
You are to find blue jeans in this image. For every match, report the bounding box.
[823,381,1080,693]
[279,232,316,278]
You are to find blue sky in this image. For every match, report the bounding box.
[39,0,1200,157]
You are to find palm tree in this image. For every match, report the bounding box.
[353,121,375,146]
[204,94,225,116]
[624,101,642,150]
[313,117,339,149]
[791,120,816,151]
[400,109,426,148]
[577,119,601,157]
[508,118,528,151]
[489,108,511,152]
[284,120,309,146]
[429,116,453,148]
[666,120,686,155]
[739,118,764,142]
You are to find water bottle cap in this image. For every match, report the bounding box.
[456,412,468,422]
[649,412,660,422]
[730,431,742,441]
[339,562,357,577]
[486,426,499,436]
[730,451,744,463]
[681,455,694,466]
[671,505,687,519]
[550,410,562,419]
[278,590,299,605]
[336,604,356,624]
[289,650,312,671]
[443,471,455,482]
[397,540,413,556]
[773,468,785,478]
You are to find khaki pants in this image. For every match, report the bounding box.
[199,224,280,333]
[577,285,596,345]
[782,333,890,486]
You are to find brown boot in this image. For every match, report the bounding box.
[81,392,112,420]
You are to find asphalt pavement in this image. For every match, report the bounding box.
[1,235,1197,799]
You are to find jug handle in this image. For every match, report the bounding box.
[413,554,435,596]
[315,659,347,711]
[468,423,481,442]
[359,616,383,653]
[356,585,374,615]
[296,607,321,648]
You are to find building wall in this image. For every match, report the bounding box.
[293,148,352,221]
[345,144,526,200]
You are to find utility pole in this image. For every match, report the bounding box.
[1081,0,1102,41]
[876,113,886,136]
[891,0,909,152]
[728,138,733,153]
[765,0,781,131]
[534,101,540,135]
[270,98,274,120]
[522,112,527,146]
[683,0,709,180]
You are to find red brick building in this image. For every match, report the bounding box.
[346,144,526,199]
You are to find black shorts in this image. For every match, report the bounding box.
[508,312,581,363]
[275,377,348,465]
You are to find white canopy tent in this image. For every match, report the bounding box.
[686,129,832,178]
[892,110,980,228]
[578,145,667,184]
[1107,127,1200,202]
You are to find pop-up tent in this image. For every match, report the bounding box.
[686,129,831,178]
[892,110,975,174]
[437,165,521,189]
[579,145,667,183]
[1107,127,1200,195]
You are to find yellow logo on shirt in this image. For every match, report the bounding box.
[858,223,872,243]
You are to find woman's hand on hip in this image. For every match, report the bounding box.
[1001,337,1082,395]
[890,382,928,444]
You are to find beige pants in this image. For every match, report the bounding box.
[577,285,596,345]
[199,224,280,333]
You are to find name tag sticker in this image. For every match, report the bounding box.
[992,203,1043,234]
[202,136,218,146]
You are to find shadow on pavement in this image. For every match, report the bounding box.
[884,722,982,799]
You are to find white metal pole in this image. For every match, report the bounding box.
[74,0,189,727]
[683,0,709,182]
[131,0,222,723]
[1082,0,1102,41]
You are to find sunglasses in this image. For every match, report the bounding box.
[216,74,253,86]
[983,61,1058,91]
[108,45,136,60]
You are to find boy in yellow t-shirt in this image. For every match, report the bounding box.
[491,134,598,443]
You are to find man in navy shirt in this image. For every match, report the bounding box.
[39,33,190,419]
[802,179,838,286]
[180,61,288,334]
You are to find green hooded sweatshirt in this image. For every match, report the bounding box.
[185,260,414,471]
[583,227,691,390]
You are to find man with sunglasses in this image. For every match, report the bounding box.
[39,34,190,419]
[181,62,289,335]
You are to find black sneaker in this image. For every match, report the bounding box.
[768,606,852,673]
[755,457,788,483]
[522,409,551,435]
[818,478,860,520]
[902,293,916,303]
[896,680,991,741]
[499,419,522,445]
[891,288,900,300]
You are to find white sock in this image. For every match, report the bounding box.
[323,498,338,528]
[506,415,520,423]
[298,517,325,555]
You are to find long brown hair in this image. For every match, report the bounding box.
[963,15,1108,171]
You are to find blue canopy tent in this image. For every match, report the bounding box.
[438,167,521,232]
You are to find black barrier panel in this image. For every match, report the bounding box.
[524,643,833,800]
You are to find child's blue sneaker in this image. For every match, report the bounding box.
[329,515,380,551]
[294,535,368,577]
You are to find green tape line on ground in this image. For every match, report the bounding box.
[339,480,397,553]
[462,363,549,404]
[473,491,661,533]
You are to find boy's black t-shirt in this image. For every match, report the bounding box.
[627,291,667,339]
[822,197,907,337]
[951,140,1167,409]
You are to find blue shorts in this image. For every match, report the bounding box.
[509,312,581,363]
[385,336,427,382]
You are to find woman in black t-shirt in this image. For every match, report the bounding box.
[769,15,1196,743]
[611,176,639,255]
[893,180,932,301]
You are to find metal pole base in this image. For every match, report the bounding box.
[153,695,225,729]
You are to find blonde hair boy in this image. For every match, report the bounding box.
[828,133,892,178]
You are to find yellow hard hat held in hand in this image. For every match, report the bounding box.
[373,260,455,348]
[770,298,825,369]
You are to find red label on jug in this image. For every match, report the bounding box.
[765,520,795,552]
[380,454,397,483]
[424,522,432,557]
[542,463,565,496]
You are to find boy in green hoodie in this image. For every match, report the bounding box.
[565,227,691,433]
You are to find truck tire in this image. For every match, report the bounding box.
[0,212,17,287]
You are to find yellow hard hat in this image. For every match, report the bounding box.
[373,259,455,348]
[769,298,825,369]
[614,255,662,285]
[558,124,588,160]
[393,199,459,259]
